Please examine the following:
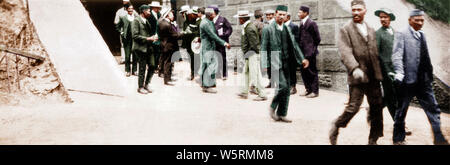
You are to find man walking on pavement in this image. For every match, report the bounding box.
[132,5,158,94]
[116,4,137,77]
[261,5,309,123]
[298,5,321,98]
[374,8,412,136]
[391,9,449,145]
[235,10,267,101]
[199,8,231,94]
[329,0,384,145]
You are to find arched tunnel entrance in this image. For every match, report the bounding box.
[80,0,170,58]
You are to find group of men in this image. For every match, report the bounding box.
[113,0,448,145]
[329,0,448,145]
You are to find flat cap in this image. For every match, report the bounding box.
[276,5,288,12]
[351,0,365,7]
[300,5,310,13]
[409,9,425,17]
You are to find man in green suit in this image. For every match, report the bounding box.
[375,8,412,136]
[235,10,267,101]
[199,8,231,93]
[261,5,309,123]
[132,5,158,94]
[116,5,137,77]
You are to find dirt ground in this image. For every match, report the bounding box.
[0,61,448,145]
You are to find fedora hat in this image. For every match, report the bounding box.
[234,10,253,18]
[149,1,162,8]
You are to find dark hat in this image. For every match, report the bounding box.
[208,5,219,14]
[139,4,150,13]
[375,8,396,21]
[299,5,310,13]
[351,0,365,7]
[409,9,425,17]
[276,5,288,12]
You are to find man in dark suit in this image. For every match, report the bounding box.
[285,13,300,94]
[391,9,448,145]
[132,5,158,94]
[148,1,162,77]
[116,5,137,77]
[158,9,184,85]
[298,5,321,98]
[209,5,233,80]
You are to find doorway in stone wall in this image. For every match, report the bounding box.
[80,0,162,58]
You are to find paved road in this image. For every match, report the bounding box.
[0,61,448,145]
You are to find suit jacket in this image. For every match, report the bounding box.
[392,27,433,84]
[287,22,299,44]
[158,19,183,53]
[214,15,233,42]
[241,22,260,57]
[260,21,306,70]
[200,18,226,62]
[338,20,382,85]
[298,18,321,58]
[376,27,395,76]
[131,16,152,53]
[148,11,161,45]
[115,15,134,41]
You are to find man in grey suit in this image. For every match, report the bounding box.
[391,9,448,145]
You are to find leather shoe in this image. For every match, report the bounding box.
[144,86,153,93]
[405,127,412,136]
[237,93,248,99]
[249,86,258,95]
[368,138,378,145]
[393,141,407,145]
[202,88,217,94]
[290,86,297,95]
[265,83,271,88]
[126,72,131,77]
[299,91,311,96]
[434,140,449,145]
[164,82,175,86]
[329,123,339,145]
[137,88,148,94]
[279,116,292,123]
[269,107,280,121]
[306,93,318,98]
[253,96,267,101]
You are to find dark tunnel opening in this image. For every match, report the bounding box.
[80,0,164,57]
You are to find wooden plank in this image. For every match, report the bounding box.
[0,45,44,61]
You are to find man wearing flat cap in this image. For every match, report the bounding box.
[235,10,267,101]
[199,8,231,93]
[131,5,159,94]
[391,9,449,145]
[261,5,309,123]
[329,0,384,145]
[264,9,275,25]
[297,5,321,98]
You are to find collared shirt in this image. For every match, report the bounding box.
[386,27,393,35]
[241,20,251,35]
[151,10,159,20]
[202,15,206,20]
[140,15,147,24]
[268,18,275,24]
[410,26,422,39]
[284,20,291,26]
[277,23,283,31]
[127,14,135,22]
[301,15,309,26]
[356,22,368,37]
[213,13,220,24]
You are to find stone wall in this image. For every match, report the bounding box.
[175,0,449,112]
[177,0,352,93]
